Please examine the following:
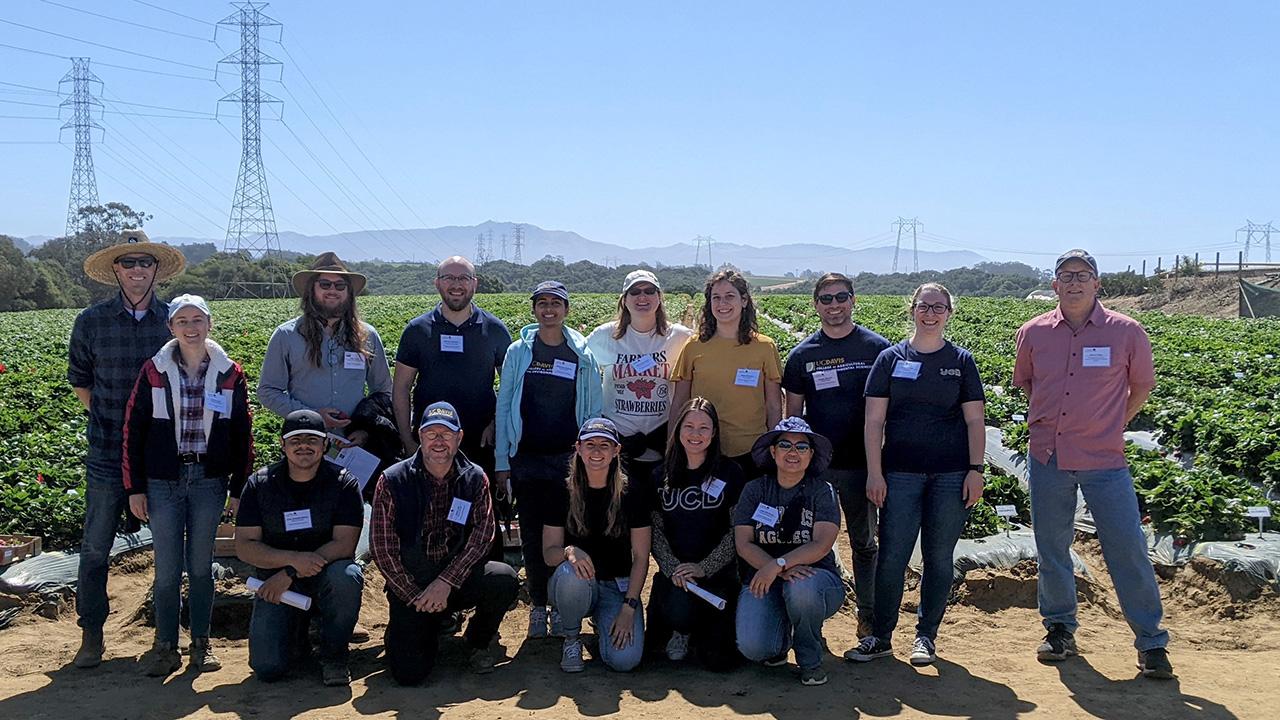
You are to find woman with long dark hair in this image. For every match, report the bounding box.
[647,397,743,670]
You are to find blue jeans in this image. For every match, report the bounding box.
[77,463,129,629]
[146,464,227,644]
[735,568,843,670]
[549,562,644,672]
[823,467,878,620]
[872,470,969,643]
[1029,454,1168,651]
[249,560,364,681]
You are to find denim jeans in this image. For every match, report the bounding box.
[248,560,364,681]
[872,470,969,643]
[510,451,573,606]
[1029,454,1168,651]
[77,463,129,630]
[549,561,644,672]
[146,463,227,644]
[735,567,843,670]
[822,467,878,620]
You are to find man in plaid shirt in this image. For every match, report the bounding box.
[370,401,519,684]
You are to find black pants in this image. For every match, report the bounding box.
[646,571,741,671]
[384,561,519,685]
[509,450,573,606]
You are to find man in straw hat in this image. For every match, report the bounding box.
[67,227,186,668]
[258,252,393,433]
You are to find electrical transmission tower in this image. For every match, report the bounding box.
[891,217,922,273]
[693,235,715,270]
[60,58,103,237]
[1238,220,1275,263]
[217,2,283,296]
[513,224,525,265]
[475,233,490,264]
[500,234,508,261]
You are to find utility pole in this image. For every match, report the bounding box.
[513,223,525,265]
[1238,220,1275,263]
[60,58,102,237]
[891,217,922,273]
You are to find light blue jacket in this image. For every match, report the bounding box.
[494,323,604,472]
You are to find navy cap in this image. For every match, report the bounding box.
[1054,249,1099,276]
[577,417,620,444]
[530,280,570,305]
[282,409,327,440]
[419,401,462,432]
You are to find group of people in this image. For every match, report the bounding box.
[65,229,1174,688]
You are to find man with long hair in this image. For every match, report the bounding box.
[258,252,393,433]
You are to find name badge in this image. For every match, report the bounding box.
[752,503,780,527]
[343,352,366,370]
[204,391,229,414]
[551,358,577,380]
[812,368,840,391]
[283,509,313,532]
[702,477,726,499]
[891,360,922,380]
[616,577,631,593]
[1082,347,1111,368]
[630,354,657,374]
[447,497,472,525]
[440,335,464,353]
[734,368,761,387]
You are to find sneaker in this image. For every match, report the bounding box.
[665,632,690,661]
[549,608,565,638]
[189,637,222,672]
[528,605,549,639]
[800,664,828,686]
[469,646,497,675]
[1036,623,1077,661]
[560,636,585,673]
[843,636,893,662]
[141,641,182,677]
[321,660,351,687]
[350,622,371,643]
[763,652,790,667]
[439,611,463,635]
[74,627,104,669]
[1137,648,1174,679]
[909,637,936,666]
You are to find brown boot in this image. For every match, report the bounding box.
[141,641,182,677]
[73,627,104,669]
[189,637,222,672]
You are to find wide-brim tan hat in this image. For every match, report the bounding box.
[82,228,187,285]
[291,251,367,296]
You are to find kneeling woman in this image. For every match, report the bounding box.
[123,294,253,676]
[733,417,843,686]
[543,418,652,673]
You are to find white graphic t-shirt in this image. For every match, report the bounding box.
[587,321,693,437]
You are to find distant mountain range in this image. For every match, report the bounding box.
[18,221,986,275]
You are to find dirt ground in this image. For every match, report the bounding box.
[0,536,1277,720]
[1105,273,1275,319]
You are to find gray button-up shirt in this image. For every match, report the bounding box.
[257,316,393,422]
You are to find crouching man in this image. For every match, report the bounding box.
[236,409,365,686]
[371,401,519,684]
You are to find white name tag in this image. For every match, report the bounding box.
[812,368,840,391]
[2,548,12,564]
[151,387,170,420]
[440,335,464,353]
[1082,347,1111,368]
[734,368,761,387]
[343,351,366,370]
[447,497,472,524]
[630,354,657,374]
[551,358,577,380]
[204,390,229,414]
[1246,506,1272,518]
[891,360,922,380]
[283,509,313,532]
[752,503,780,527]
[702,477,726,499]
[616,577,631,593]
[995,504,1018,518]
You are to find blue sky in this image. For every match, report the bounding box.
[2,1,1277,271]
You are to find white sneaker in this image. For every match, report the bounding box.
[665,632,690,661]
[528,606,549,639]
[560,636,585,673]
[910,636,936,666]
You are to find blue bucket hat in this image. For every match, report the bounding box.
[750,416,833,476]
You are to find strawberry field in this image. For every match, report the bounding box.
[1,292,1276,548]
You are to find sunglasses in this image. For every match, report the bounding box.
[316,279,349,291]
[774,439,812,453]
[817,291,852,305]
[627,286,659,296]
[913,302,951,315]
[115,256,156,269]
[1055,270,1097,284]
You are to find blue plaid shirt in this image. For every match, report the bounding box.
[67,293,172,474]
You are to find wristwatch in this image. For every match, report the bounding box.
[284,566,298,579]
[968,464,984,473]
[775,557,788,570]
[624,597,640,610]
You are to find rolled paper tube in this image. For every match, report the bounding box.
[246,576,313,611]
[684,581,727,610]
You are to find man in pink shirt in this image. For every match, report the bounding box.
[1013,249,1172,680]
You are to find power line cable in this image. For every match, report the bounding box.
[101,89,235,199]
[97,143,226,234]
[95,164,220,238]
[0,18,212,71]
[128,0,217,27]
[38,0,213,42]
[0,41,213,81]
[97,117,230,217]
[0,114,60,119]
[0,80,59,94]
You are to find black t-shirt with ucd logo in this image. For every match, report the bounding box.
[654,459,745,564]
[864,339,985,474]
[518,337,580,454]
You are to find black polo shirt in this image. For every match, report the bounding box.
[396,304,511,435]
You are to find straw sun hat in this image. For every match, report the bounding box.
[82,228,187,285]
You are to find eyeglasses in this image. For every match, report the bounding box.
[115,256,156,269]
[817,291,852,305]
[422,430,457,442]
[774,439,812,453]
[913,302,951,315]
[316,279,349,291]
[627,286,659,297]
[1055,270,1097,283]
[437,274,474,284]
[285,436,324,448]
